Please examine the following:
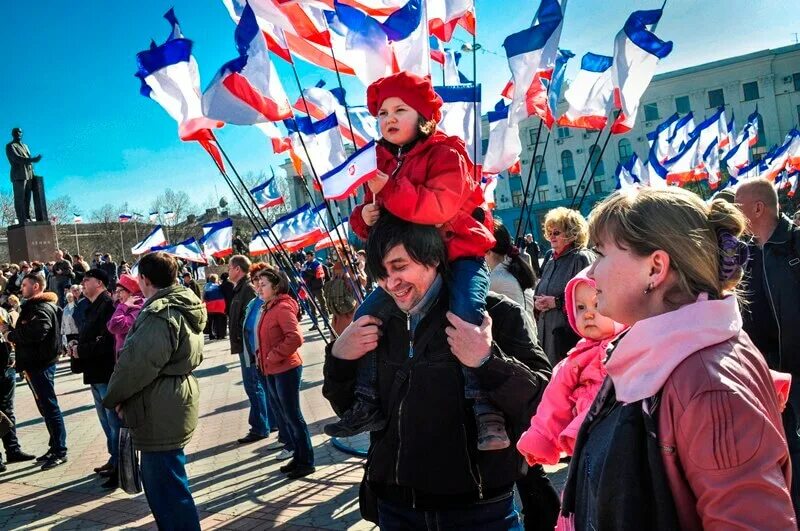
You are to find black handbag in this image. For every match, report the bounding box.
[119,427,143,494]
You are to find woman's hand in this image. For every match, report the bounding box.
[367,170,389,195]
[534,295,556,312]
[361,203,381,227]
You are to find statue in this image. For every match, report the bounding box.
[6,128,42,224]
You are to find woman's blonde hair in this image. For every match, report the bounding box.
[589,187,747,302]
[543,207,589,248]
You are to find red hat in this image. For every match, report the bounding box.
[117,274,141,295]
[367,71,443,122]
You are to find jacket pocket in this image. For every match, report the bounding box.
[122,393,146,429]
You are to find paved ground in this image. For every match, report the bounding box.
[0,316,566,530]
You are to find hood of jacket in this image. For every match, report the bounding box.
[606,293,742,403]
[25,291,58,306]
[266,293,299,314]
[144,284,206,334]
[564,267,626,338]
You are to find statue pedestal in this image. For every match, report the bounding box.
[7,222,56,263]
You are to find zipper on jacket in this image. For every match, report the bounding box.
[395,312,413,485]
[761,243,783,369]
[391,145,405,177]
[407,313,413,358]
[462,425,484,499]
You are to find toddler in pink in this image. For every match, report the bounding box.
[517,267,626,465]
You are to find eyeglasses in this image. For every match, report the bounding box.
[546,230,563,238]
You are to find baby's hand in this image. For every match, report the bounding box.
[367,171,389,194]
[362,203,380,227]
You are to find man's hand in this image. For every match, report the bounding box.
[331,316,382,361]
[361,203,381,227]
[115,404,123,420]
[446,312,493,368]
[367,170,389,195]
[32,155,42,163]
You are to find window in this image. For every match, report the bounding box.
[743,81,760,101]
[510,173,522,207]
[708,88,725,108]
[557,127,571,139]
[755,115,766,148]
[594,180,604,194]
[675,95,691,114]
[565,185,575,199]
[794,73,800,92]
[481,138,489,156]
[643,102,660,122]
[561,150,576,181]
[534,155,548,185]
[618,138,633,165]
[588,145,605,176]
[512,189,523,208]
[529,128,538,145]
[797,105,800,127]
[538,189,548,202]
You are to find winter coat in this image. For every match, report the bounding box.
[203,283,226,315]
[301,260,325,292]
[228,278,257,355]
[106,295,145,355]
[323,287,552,512]
[350,132,495,262]
[256,294,303,376]
[8,292,61,373]
[74,291,116,385]
[534,245,594,365]
[517,271,626,465]
[102,285,207,452]
[61,302,79,337]
[242,297,263,367]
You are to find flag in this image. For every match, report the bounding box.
[250,177,285,209]
[483,100,522,175]
[436,84,482,165]
[647,113,679,163]
[427,0,474,42]
[250,203,326,254]
[389,0,431,78]
[722,134,752,177]
[319,141,378,200]
[702,139,722,189]
[325,3,394,86]
[557,52,614,130]
[737,108,760,147]
[663,133,703,185]
[292,83,379,147]
[628,153,649,186]
[200,218,234,258]
[73,214,83,224]
[164,211,176,221]
[284,113,347,176]
[443,50,470,85]
[131,225,168,255]
[615,161,638,191]
[119,214,133,223]
[645,148,669,188]
[760,131,800,182]
[787,173,799,198]
[430,35,446,64]
[787,129,800,172]
[722,111,736,151]
[666,112,695,159]
[689,107,725,158]
[150,237,208,264]
[245,0,331,47]
[149,211,159,223]
[502,0,564,126]
[609,9,673,134]
[135,10,225,170]
[481,174,498,209]
[315,219,351,251]
[255,121,293,153]
[132,212,144,220]
[202,3,293,125]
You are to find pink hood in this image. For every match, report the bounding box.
[564,267,627,339]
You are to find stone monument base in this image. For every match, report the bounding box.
[7,222,56,264]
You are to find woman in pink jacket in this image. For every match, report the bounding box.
[517,268,625,465]
[559,187,795,530]
[106,274,145,357]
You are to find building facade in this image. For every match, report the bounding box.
[489,43,800,244]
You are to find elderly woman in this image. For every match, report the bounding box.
[534,207,594,365]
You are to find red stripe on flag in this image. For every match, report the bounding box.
[222,72,293,122]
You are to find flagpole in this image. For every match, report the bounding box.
[53,219,59,250]
[521,128,553,236]
[568,127,605,209]
[472,23,479,186]
[515,120,547,241]
[73,222,80,255]
[134,218,139,241]
[576,128,614,211]
[119,221,126,262]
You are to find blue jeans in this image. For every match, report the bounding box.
[91,383,121,466]
[266,367,314,467]
[239,354,277,437]
[26,364,67,456]
[377,492,522,530]
[140,449,200,531]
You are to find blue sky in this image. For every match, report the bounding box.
[1,0,797,217]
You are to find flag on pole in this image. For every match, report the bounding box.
[666,112,695,159]
[388,0,431,78]
[200,218,235,258]
[557,52,614,130]
[427,0,474,42]
[150,237,208,264]
[722,133,753,177]
[315,219,351,251]
[615,161,639,190]
[737,108,760,147]
[292,83,379,147]
[436,84,482,165]
[502,0,564,126]
[319,141,378,200]
[647,113,680,163]
[132,212,144,220]
[131,225,168,255]
[284,113,347,176]
[609,9,673,134]
[325,3,395,86]
[663,133,703,185]
[164,211,176,221]
[689,107,725,158]
[250,177,285,209]
[443,50,470,85]
[149,211,159,223]
[483,100,522,175]
[787,129,800,172]
[702,139,722,189]
[202,3,293,125]
[119,214,133,223]
[760,131,800,182]
[250,203,326,254]
[73,214,83,224]
[430,35,446,64]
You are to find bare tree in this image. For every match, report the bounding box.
[0,188,16,227]
[47,195,76,225]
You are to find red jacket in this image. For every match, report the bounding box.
[256,294,303,376]
[350,132,495,261]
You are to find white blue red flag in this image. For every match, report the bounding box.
[702,139,722,190]
[615,161,639,191]
[609,9,673,134]
[645,148,670,188]
[149,211,159,223]
[502,0,564,126]
[483,100,522,176]
[663,133,703,185]
[200,218,234,258]
[443,50,470,85]
[250,203,326,254]
[666,112,695,159]
[689,107,725,158]
[427,0,474,42]
[786,129,800,172]
[251,177,285,209]
[430,35,446,64]
[722,134,753,177]
[292,82,379,148]
[131,225,168,255]
[760,131,800,182]
[203,3,292,125]
[388,0,431,77]
[73,213,83,224]
[557,52,614,130]
[319,141,378,200]
[436,84,482,165]
[737,108,760,147]
[151,237,208,264]
[315,219,351,251]
[119,214,133,223]
[647,113,679,163]
[285,113,347,176]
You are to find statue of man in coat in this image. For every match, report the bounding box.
[6,128,42,224]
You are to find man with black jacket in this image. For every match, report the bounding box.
[737,178,800,517]
[0,307,35,472]
[323,215,553,529]
[72,268,118,489]
[3,273,67,470]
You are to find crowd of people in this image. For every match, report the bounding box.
[2,68,800,530]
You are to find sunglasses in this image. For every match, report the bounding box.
[547,230,563,237]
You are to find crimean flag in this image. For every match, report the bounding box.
[151,237,208,264]
[427,0,474,42]
[319,141,378,200]
[119,214,133,223]
[557,52,614,130]
[315,219,351,251]
[200,218,234,258]
[250,177,285,209]
[436,84,482,165]
[483,100,522,176]
[131,226,168,255]
[647,113,679,163]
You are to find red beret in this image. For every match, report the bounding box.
[367,71,443,123]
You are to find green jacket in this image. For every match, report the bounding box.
[103,284,207,452]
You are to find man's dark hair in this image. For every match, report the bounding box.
[138,252,177,289]
[366,212,447,280]
[23,272,46,288]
